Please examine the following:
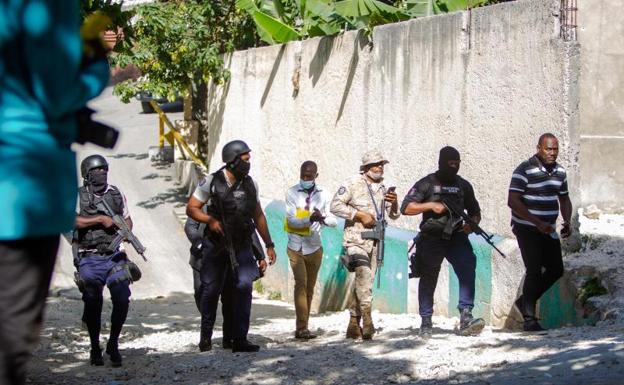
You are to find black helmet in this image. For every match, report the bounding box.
[222,140,251,164]
[80,154,108,179]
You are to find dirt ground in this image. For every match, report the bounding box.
[26,288,624,385]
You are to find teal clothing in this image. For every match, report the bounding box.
[0,0,109,240]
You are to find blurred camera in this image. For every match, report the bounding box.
[75,107,119,149]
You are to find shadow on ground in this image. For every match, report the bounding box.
[27,289,624,385]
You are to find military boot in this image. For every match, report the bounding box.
[345,316,362,339]
[89,346,104,366]
[458,308,485,336]
[523,317,545,332]
[361,308,375,340]
[105,341,122,367]
[419,316,433,339]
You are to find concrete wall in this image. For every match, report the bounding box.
[201,0,581,325]
[578,0,624,211]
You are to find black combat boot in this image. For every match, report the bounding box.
[90,346,104,366]
[458,308,485,336]
[199,339,212,352]
[523,317,545,332]
[222,338,233,349]
[232,339,260,353]
[199,328,212,352]
[419,316,433,339]
[105,341,122,367]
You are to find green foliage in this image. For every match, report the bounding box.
[79,0,134,55]
[239,0,508,45]
[253,279,265,294]
[112,0,258,103]
[237,0,405,44]
[578,277,608,305]
[268,290,283,301]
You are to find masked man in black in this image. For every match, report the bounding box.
[185,209,267,348]
[401,146,485,338]
[74,155,136,366]
[186,140,276,353]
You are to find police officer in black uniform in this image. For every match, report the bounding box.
[74,155,135,366]
[186,140,276,352]
[184,209,267,348]
[401,146,485,338]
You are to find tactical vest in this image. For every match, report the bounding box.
[205,171,257,244]
[76,185,125,250]
[420,174,466,239]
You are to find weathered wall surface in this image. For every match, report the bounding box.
[578,0,624,211]
[205,0,579,235]
[202,0,580,324]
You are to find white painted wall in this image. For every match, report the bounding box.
[203,0,580,239]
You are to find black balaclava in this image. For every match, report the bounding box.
[87,170,108,194]
[436,146,460,183]
[227,157,251,179]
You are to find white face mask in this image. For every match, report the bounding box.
[300,179,315,190]
[366,170,383,181]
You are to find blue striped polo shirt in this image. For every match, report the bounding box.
[508,155,568,228]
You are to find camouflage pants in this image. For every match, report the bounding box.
[347,245,377,317]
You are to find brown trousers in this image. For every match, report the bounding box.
[287,247,323,331]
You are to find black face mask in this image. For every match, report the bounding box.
[437,146,460,184]
[228,158,251,179]
[88,171,108,193]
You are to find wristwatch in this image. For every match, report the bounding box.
[265,242,275,249]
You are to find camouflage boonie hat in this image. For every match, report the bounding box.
[360,150,389,171]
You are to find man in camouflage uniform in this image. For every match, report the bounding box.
[330,150,399,340]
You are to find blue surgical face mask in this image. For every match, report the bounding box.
[300,179,315,190]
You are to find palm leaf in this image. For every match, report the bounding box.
[253,10,300,43]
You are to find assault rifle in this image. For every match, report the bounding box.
[362,187,393,289]
[441,199,506,258]
[96,199,147,261]
[216,184,239,275]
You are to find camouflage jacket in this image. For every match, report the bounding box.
[330,175,400,253]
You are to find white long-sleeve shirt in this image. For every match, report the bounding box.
[285,183,337,254]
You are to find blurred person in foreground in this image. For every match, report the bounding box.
[0,1,110,383]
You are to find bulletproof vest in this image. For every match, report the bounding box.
[76,185,124,250]
[205,171,257,244]
[420,174,465,238]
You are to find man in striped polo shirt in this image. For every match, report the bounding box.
[507,133,573,331]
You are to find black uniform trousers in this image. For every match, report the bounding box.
[193,268,233,341]
[199,239,259,342]
[417,231,477,318]
[0,236,59,385]
[513,225,564,319]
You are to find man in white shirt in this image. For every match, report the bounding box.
[285,161,337,339]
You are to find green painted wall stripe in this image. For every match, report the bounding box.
[264,201,410,313]
[264,200,588,329]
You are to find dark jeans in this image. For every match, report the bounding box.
[513,225,564,319]
[199,240,259,342]
[417,232,477,318]
[192,267,233,341]
[0,236,59,385]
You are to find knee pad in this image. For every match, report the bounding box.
[109,281,131,304]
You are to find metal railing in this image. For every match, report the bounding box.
[560,0,578,41]
[150,100,207,171]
